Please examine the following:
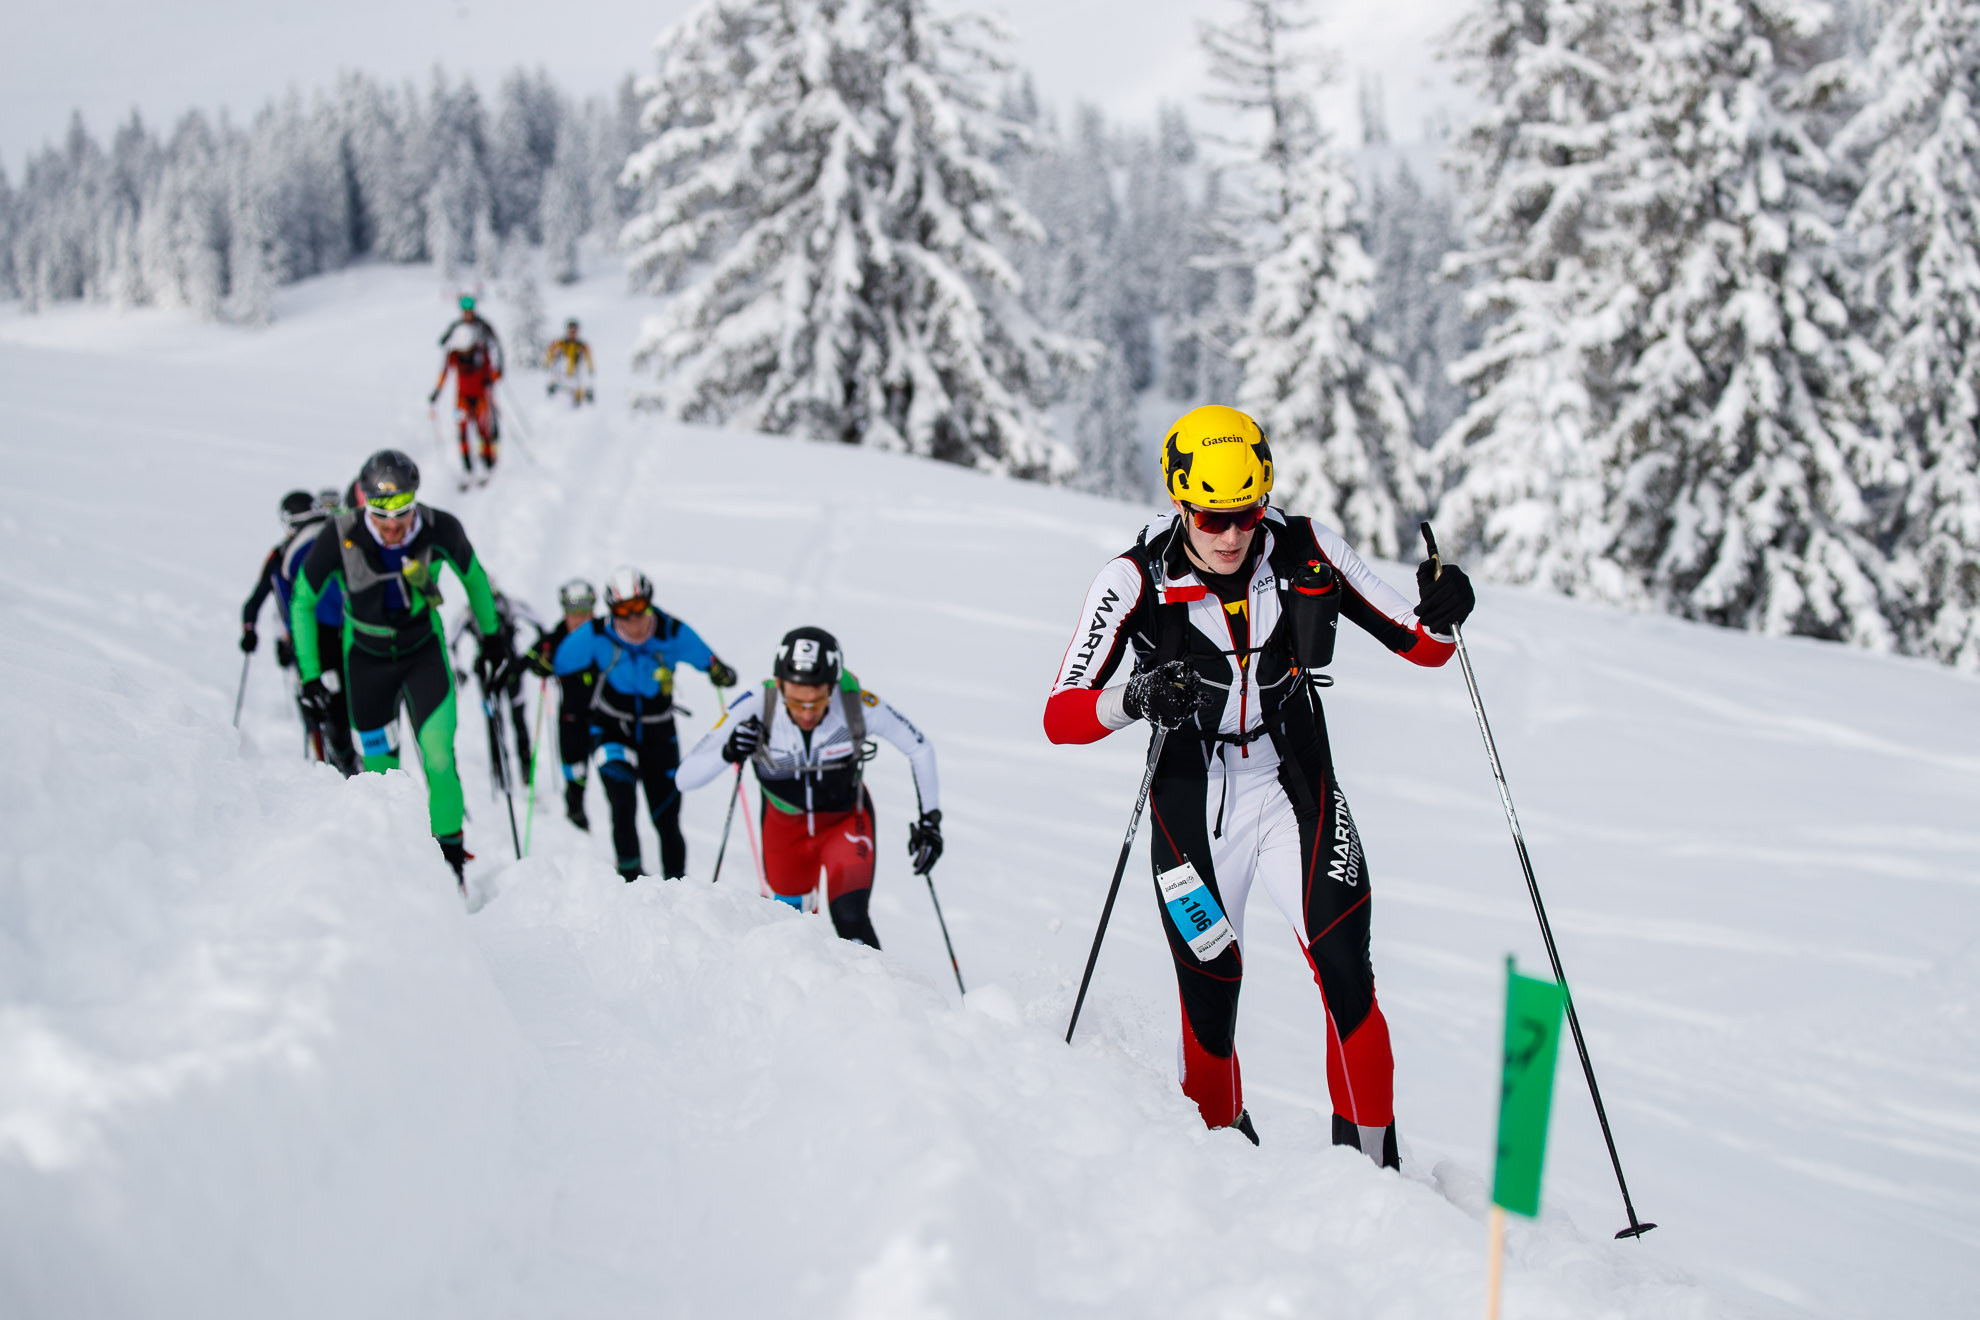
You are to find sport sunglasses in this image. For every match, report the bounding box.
[609,596,652,618]
[366,491,418,517]
[1185,502,1268,535]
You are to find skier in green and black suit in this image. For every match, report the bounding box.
[290,449,502,885]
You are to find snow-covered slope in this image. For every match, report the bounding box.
[1,264,1976,1319]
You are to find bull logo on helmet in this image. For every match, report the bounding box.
[1164,430,1194,492]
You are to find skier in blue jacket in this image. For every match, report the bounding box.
[555,565,737,880]
[242,489,357,774]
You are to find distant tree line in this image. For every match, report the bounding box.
[0,70,645,323]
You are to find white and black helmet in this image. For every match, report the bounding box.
[773,626,842,686]
[557,578,597,615]
[603,565,653,616]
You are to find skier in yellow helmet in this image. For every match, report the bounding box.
[1043,404,1476,1162]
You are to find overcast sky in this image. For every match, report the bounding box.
[3,0,1470,175]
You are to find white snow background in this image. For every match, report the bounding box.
[1,261,1976,1318]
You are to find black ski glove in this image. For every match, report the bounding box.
[707,657,739,689]
[240,626,258,654]
[1414,560,1476,633]
[274,636,296,669]
[298,677,333,723]
[721,715,764,764]
[523,641,556,679]
[476,628,514,691]
[1122,660,1211,729]
[908,809,944,876]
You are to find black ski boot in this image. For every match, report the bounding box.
[618,864,645,884]
[565,781,589,831]
[1332,1114,1399,1170]
[438,835,472,894]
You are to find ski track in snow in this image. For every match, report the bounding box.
[2,264,1978,1318]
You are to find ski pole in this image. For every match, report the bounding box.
[522,675,549,856]
[923,872,966,996]
[711,765,745,883]
[1420,522,1656,1241]
[232,651,252,728]
[483,694,523,860]
[1065,725,1168,1044]
[495,381,539,465]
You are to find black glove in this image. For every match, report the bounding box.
[908,809,944,876]
[476,628,514,691]
[298,677,333,723]
[1122,660,1211,729]
[706,657,739,689]
[721,715,764,764]
[274,636,296,669]
[1415,560,1476,633]
[240,626,258,654]
[523,641,556,679]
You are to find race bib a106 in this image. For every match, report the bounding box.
[1158,862,1236,961]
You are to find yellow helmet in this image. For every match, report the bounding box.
[1161,405,1273,509]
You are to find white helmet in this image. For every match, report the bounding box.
[604,565,653,616]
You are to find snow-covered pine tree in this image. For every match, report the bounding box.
[1018,105,1145,498]
[623,0,1081,476]
[540,123,591,284]
[1235,133,1419,555]
[1201,0,1417,552]
[136,112,227,316]
[491,70,565,244]
[422,74,497,277]
[1837,0,1980,668]
[226,140,278,326]
[0,166,18,301]
[1435,0,1648,596]
[1363,160,1476,455]
[343,76,427,263]
[1592,0,1903,646]
[1119,106,1198,400]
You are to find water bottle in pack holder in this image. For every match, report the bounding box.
[1283,557,1341,670]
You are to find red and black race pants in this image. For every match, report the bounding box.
[1147,757,1393,1135]
[759,789,881,948]
[454,383,497,466]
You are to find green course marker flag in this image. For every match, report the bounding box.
[1493,957,1567,1217]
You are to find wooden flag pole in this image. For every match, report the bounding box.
[1485,1206,1506,1320]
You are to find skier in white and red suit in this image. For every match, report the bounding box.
[1043,405,1476,1166]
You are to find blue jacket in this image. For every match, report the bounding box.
[554,613,714,720]
[280,525,343,626]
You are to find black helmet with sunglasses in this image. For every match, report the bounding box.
[357,449,421,516]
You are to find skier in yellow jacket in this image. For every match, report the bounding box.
[545,319,594,406]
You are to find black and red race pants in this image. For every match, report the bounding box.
[1147,756,1393,1133]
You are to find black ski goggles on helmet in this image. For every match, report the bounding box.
[609,596,652,619]
[1184,501,1267,535]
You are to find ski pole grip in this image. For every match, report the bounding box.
[1419,521,1442,580]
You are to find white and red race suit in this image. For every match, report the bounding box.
[1044,508,1452,1157]
[679,681,939,946]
